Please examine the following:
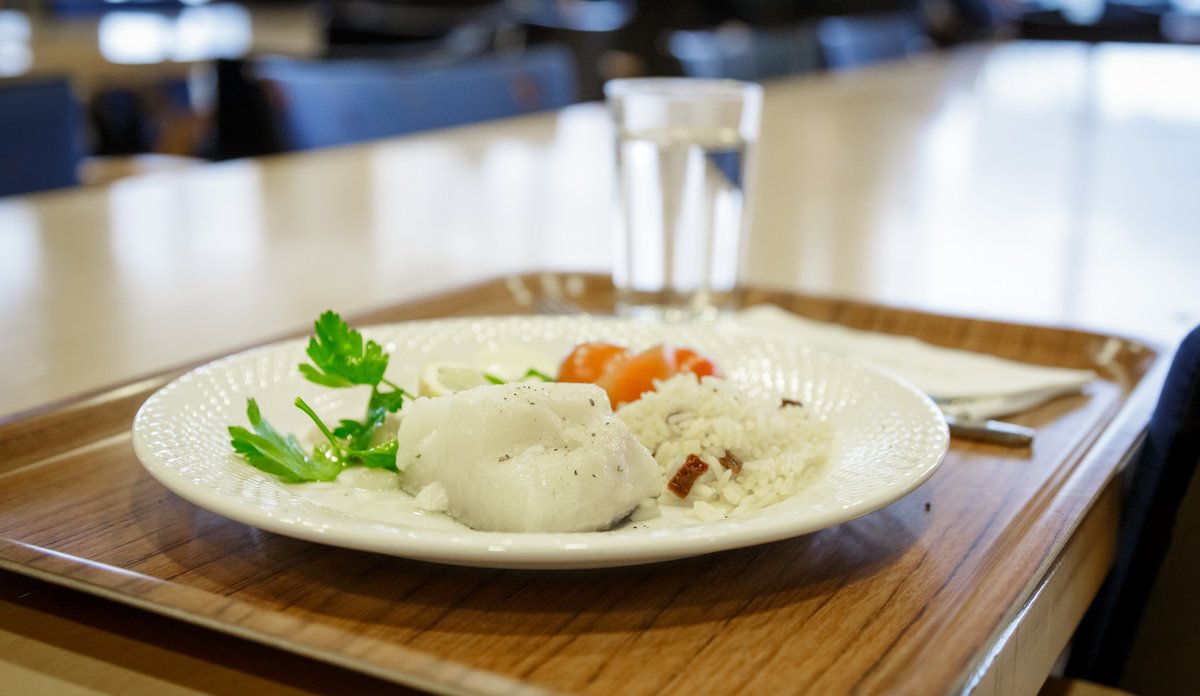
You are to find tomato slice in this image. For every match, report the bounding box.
[558,342,722,408]
[596,344,677,407]
[675,347,721,379]
[557,342,630,384]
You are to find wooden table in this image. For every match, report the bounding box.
[1,41,1198,695]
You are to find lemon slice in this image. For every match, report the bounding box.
[418,362,495,397]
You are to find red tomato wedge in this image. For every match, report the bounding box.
[558,342,722,408]
[675,347,722,379]
[557,342,630,384]
[596,344,678,407]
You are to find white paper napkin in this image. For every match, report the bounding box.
[724,304,1096,420]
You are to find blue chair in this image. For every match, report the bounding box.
[252,44,578,151]
[1064,325,1200,688]
[47,0,181,16]
[816,11,928,70]
[0,77,83,197]
[667,22,822,81]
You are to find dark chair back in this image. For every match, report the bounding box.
[0,77,83,197]
[1066,324,1200,687]
[667,22,822,81]
[816,11,928,70]
[247,44,577,152]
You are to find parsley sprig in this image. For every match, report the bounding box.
[228,398,341,483]
[228,311,412,482]
[228,311,555,484]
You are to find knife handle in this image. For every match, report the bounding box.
[944,415,1035,446]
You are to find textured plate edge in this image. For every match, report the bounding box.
[130,315,950,569]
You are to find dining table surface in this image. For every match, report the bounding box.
[2,39,1200,696]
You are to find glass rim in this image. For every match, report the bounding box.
[603,77,763,102]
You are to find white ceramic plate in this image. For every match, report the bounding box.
[132,315,948,569]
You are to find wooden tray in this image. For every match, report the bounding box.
[0,273,1165,695]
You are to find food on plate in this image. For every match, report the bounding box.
[419,362,555,397]
[228,310,831,532]
[557,342,630,384]
[558,342,721,407]
[395,382,660,532]
[229,311,411,482]
[418,361,493,397]
[228,398,344,484]
[617,373,832,521]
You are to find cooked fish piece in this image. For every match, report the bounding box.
[395,382,660,532]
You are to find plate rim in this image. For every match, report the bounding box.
[131,314,949,569]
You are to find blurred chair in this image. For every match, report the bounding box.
[89,88,147,156]
[47,0,181,16]
[0,77,83,197]
[325,0,510,51]
[816,11,929,70]
[1162,8,1200,43]
[1017,1,1168,43]
[667,21,822,80]
[214,58,284,160]
[516,0,636,100]
[1059,324,1200,691]
[216,44,577,156]
[924,0,1006,43]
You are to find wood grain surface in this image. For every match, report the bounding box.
[0,274,1162,696]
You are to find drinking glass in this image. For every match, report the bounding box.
[605,78,763,321]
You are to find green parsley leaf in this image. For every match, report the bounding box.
[228,398,342,482]
[351,439,399,470]
[332,409,386,452]
[295,397,398,472]
[230,312,411,483]
[333,386,409,451]
[332,416,372,442]
[483,368,555,384]
[520,368,555,382]
[299,311,389,388]
[368,384,410,413]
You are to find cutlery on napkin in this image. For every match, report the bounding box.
[724,305,1097,443]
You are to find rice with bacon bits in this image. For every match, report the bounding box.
[616,373,832,521]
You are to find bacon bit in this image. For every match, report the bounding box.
[668,454,709,499]
[780,398,804,408]
[718,450,743,475]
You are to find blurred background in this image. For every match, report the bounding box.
[2,0,1200,194]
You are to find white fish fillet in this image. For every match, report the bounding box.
[395,382,660,532]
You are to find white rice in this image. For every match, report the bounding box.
[616,373,832,520]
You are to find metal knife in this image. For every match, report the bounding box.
[943,414,1035,446]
